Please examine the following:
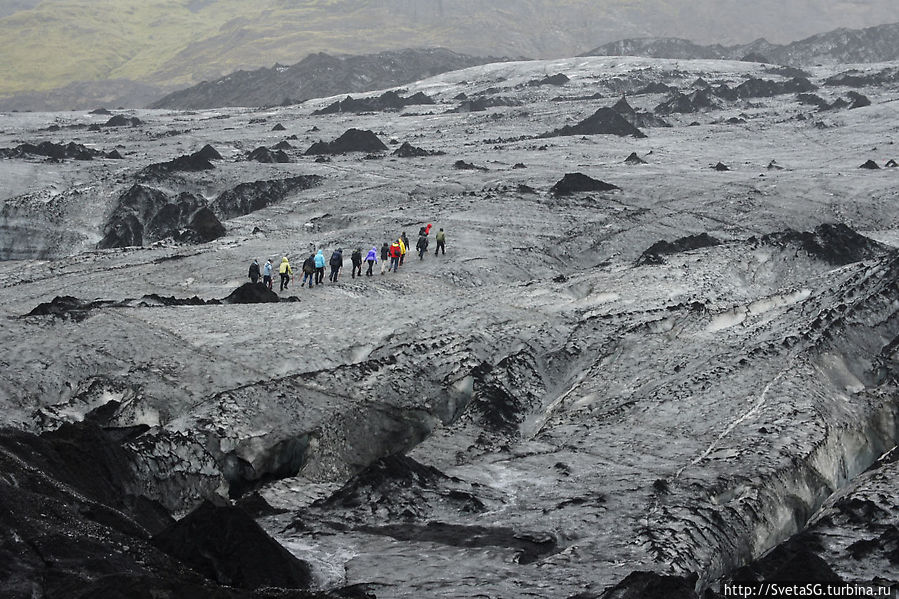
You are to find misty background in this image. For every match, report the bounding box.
[0,0,897,110]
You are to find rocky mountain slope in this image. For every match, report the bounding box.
[1,0,898,109]
[586,21,899,66]
[1,54,898,597]
[150,48,502,110]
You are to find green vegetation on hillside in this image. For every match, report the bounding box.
[0,0,896,98]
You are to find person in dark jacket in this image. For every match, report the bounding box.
[399,232,409,266]
[248,259,260,283]
[350,248,363,278]
[301,253,315,287]
[435,228,446,256]
[416,234,429,259]
[365,246,378,276]
[329,248,343,282]
[380,242,389,275]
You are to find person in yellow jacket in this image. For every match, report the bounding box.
[278,256,292,291]
[398,234,407,266]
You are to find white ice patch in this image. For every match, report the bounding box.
[706,289,811,332]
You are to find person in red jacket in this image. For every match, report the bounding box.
[388,241,401,272]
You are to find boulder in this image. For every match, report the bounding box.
[550,173,620,195]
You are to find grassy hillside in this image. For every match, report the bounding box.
[0,0,896,98]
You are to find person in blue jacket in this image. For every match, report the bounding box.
[365,246,378,276]
[262,259,273,289]
[314,249,326,285]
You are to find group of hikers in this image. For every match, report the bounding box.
[247,225,447,291]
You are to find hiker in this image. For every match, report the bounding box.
[416,233,429,259]
[278,256,292,291]
[329,248,344,282]
[365,246,378,276]
[435,228,446,255]
[388,241,401,272]
[418,223,433,237]
[399,233,408,265]
[248,259,260,283]
[314,249,326,285]
[351,248,363,278]
[380,242,389,275]
[262,259,273,289]
[301,253,315,287]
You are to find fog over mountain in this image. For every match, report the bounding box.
[0,0,898,110]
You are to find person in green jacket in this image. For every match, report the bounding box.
[435,228,446,256]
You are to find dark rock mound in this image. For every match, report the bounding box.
[25,296,118,321]
[655,89,716,114]
[859,159,881,169]
[596,571,698,599]
[0,141,104,160]
[847,91,871,109]
[528,73,569,86]
[543,106,646,138]
[392,141,445,157]
[757,223,887,266]
[138,294,210,307]
[271,123,286,131]
[99,185,224,249]
[106,149,124,159]
[140,153,215,177]
[152,501,311,590]
[105,114,143,127]
[320,455,452,510]
[611,96,671,128]
[305,128,387,155]
[454,159,488,171]
[624,152,647,165]
[89,107,113,115]
[210,175,323,220]
[637,233,721,265]
[247,146,291,163]
[734,77,817,99]
[825,67,899,88]
[767,160,784,170]
[222,283,280,304]
[727,533,841,585]
[886,159,898,168]
[314,90,435,114]
[550,173,620,195]
[797,93,830,109]
[175,207,226,243]
[450,96,522,112]
[272,140,294,150]
[714,162,730,171]
[194,144,223,161]
[0,423,242,599]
